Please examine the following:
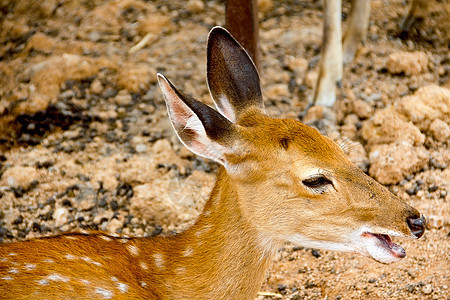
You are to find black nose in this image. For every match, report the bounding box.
[407,215,426,238]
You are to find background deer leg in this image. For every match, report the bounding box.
[313,0,342,107]
[342,0,370,64]
[400,0,430,35]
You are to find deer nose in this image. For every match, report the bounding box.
[407,215,426,238]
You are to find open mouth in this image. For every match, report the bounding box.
[362,232,406,263]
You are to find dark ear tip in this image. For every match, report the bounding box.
[208,26,239,48]
[209,26,232,39]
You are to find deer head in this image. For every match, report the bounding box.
[158,27,425,265]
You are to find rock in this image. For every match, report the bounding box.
[93,211,114,224]
[26,32,55,54]
[88,31,101,42]
[106,218,123,233]
[427,215,446,229]
[53,207,69,227]
[305,70,318,88]
[152,139,172,154]
[421,284,433,295]
[2,166,39,188]
[39,0,57,17]
[79,198,96,211]
[386,51,428,75]
[90,158,118,191]
[368,142,428,184]
[258,0,274,13]
[90,78,103,94]
[186,0,205,13]
[264,83,289,100]
[131,182,178,224]
[340,114,359,138]
[394,85,450,131]
[19,54,111,114]
[352,99,373,119]
[361,107,424,148]
[135,144,147,153]
[286,56,308,77]
[116,63,156,93]
[114,90,133,106]
[345,140,369,172]
[137,14,172,36]
[303,106,336,123]
[428,119,450,142]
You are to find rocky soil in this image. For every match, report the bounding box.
[0,0,449,299]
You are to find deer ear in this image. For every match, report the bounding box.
[207,26,264,123]
[157,73,238,166]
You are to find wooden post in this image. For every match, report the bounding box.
[225,0,260,71]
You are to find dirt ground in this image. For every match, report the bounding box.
[0,0,449,299]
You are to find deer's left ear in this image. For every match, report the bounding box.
[157,73,239,167]
[207,26,265,123]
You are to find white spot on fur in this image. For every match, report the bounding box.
[99,235,112,242]
[42,259,54,263]
[80,279,90,285]
[119,239,128,244]
[139,261,148,271]
[0,258,8,262]
[111,276,118,282]
[8,268,19,274]
[183,247,194,257]
[65,254,76,260]
[24,263,36,270]
[8,253,17,256]
[47,273,70,282]
[1,276,13,280]
[37,279,48,285]
[140,281,147,287]
[195,224,211,237]
[79,230,89,235]
[175,267,186,274]
[95,287,113,299]
[81,256,102,266]
[153,253,164,270]
[126,244,139,257]
[64,236,78,240]
[117,282,129,293]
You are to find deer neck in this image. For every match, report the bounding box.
[146,168,280,299]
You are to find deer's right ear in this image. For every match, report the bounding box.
[157,73,238,167]
[207,26,264,123]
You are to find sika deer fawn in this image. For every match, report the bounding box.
[0,27,425,300]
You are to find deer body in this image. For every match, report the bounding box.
[0,27,425,300]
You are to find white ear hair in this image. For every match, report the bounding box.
[207,26,265,123]
[157,73,234,167]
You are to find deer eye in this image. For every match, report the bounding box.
[302,176,333,189]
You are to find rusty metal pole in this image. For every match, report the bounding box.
[225,0,260,71]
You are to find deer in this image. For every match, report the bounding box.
[299,0,432,106]
[0,26,426,300]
